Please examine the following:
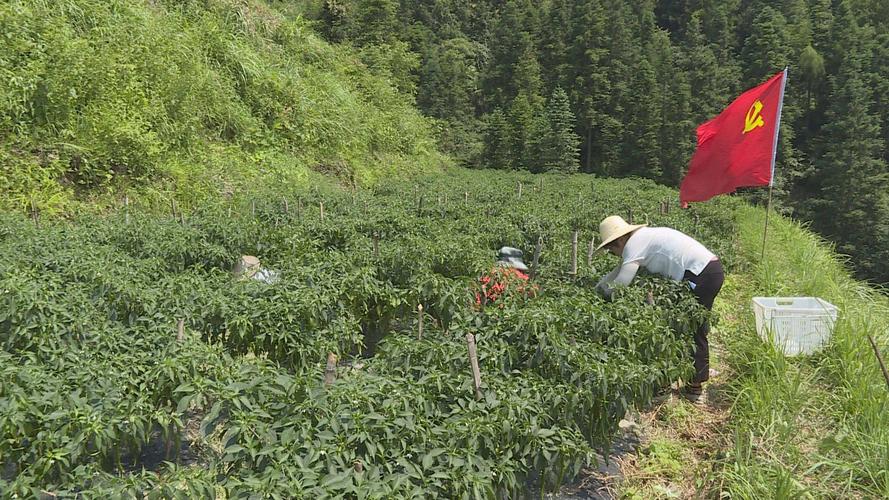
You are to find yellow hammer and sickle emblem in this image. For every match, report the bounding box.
[744,100,765,133]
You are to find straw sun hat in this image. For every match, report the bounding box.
[236,255,262,279]
[595,216,647,252]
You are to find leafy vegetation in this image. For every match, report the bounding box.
[0,0,445,214]
[0,170,738,496]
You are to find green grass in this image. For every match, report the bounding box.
[712,205,889,498]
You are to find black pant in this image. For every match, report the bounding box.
[683,259,724,384]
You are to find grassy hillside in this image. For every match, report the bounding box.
[711,206,889,497]
[0,0,446,214]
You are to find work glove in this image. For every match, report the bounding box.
[594,281,613,301]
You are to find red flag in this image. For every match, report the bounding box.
[680,69,787,206]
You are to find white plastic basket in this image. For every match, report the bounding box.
[751,297,839,356]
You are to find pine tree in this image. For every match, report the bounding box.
[418,37,479,121]
[508,92,543,170]
[740,7,791,86]
[352,0,399,46]
[540,87,580,173]
[810,9,889,281]
[482,108,514,170]
[481,0,540,111]
[621,55,662,179]
[566,0,610,173]
[683,13,735,122]
[649,29,694,186]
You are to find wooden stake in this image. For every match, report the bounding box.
[867,333,889,391]
[517,182,523,199]
[283,197,289,214]
[124,194,130,225]
[530,236,543,280]
[464,191,469,204]
[626,207,633,224]
[324,352,337,386]
[646,291,655,306]
[570,230,578,276]
[480,284,488,311]
[587,238,595,267]
[251,200,256,217]
[417,304,424,340]
[465,333,482,401]
[170,198,177,219]
[177,319,185,342]
[320,202,325,221]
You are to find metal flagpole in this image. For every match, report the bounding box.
[760,67,788,263]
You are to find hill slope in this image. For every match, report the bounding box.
[0,0,446,213]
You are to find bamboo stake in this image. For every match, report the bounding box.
[372,232,379,259]
[124,194,130,224]
[465,334,482,401]
[570,230,578,276]
[517,182,522,199]
[867,333,889,391]
[464,191,469,204]
[320,201,325,221]
[176,319,185,342]
[324,352,337,386]
[251,200,256,217]
[587,238,595,267]
[283,197,289,214]
[417,304,424,340]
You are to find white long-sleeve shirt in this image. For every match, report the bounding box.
[597,227,715,294]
